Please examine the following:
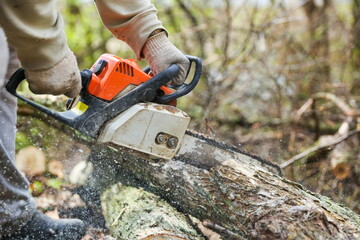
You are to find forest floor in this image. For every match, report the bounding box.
[34,186,112,240]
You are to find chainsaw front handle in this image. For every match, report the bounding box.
[143,55,202,104]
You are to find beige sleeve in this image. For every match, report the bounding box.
[0,0,69,70]
[94,0,166,60]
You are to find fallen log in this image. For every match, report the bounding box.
[16,98,360,240]
[88,141,360,240]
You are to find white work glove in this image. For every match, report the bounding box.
[142,31,190,85]
[25,50,82,98]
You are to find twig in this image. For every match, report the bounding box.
[293,92,359,123]
[312,92,359,116]
[175,0,205,59]
[294,98,314,122]
[280,129,360,169]
[110,207,127,227]
[202,219,243,240]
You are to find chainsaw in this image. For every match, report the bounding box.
[6,54,281,175]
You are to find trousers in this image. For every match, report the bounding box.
[0,27,36,236]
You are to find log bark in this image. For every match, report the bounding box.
[90,143,360,240]
[101,184,205,240]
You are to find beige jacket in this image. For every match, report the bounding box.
[0,0,164,70]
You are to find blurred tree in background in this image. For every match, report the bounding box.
[57,0,360,214]
[351,0,360,94]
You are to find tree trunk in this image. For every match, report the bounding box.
[303,0,331,94]
[91,140,360,240]
[351,0,360,94]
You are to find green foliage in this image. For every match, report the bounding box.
[30,180,45,196]
[59,0,113,69]
[46,178,63,190]
[15,132,33,152]
[59,0,136,69]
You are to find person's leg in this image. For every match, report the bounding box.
[0,28,86,239]
[0,27,38,237]
[0,142,38,236]
[1,45,19,161]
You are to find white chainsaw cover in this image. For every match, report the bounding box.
[98,103,190,159]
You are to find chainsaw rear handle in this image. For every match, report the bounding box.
[5,68,84,128]
[6,63,183,138]
[5,68,26,96]
[6,68,91,97]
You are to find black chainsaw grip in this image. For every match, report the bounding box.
[6,68,26,95]
[5,67,76,127]
[155,55,202,104]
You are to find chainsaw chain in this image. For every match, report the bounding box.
[185,129,282,176]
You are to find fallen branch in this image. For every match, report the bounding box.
[293,92,359,123]
[312,92,359,117]
[281,129,360,169]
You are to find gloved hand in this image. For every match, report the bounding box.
[142,31,190,85]
[25,50,82,98]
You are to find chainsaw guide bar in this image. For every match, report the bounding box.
[180,130,282,176]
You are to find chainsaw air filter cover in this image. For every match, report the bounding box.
[97,102,190,159]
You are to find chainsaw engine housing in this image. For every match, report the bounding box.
[98,103,190,159]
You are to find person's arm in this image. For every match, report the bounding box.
[0,0,81,97]
[94,0,164,59]
[95,0,190,85]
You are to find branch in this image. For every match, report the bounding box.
[280,129,360,169]
[293,92,359,123]
[313,92,359,116]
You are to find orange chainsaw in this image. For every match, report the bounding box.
[7,54,202,159]
[82,54,177,105]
